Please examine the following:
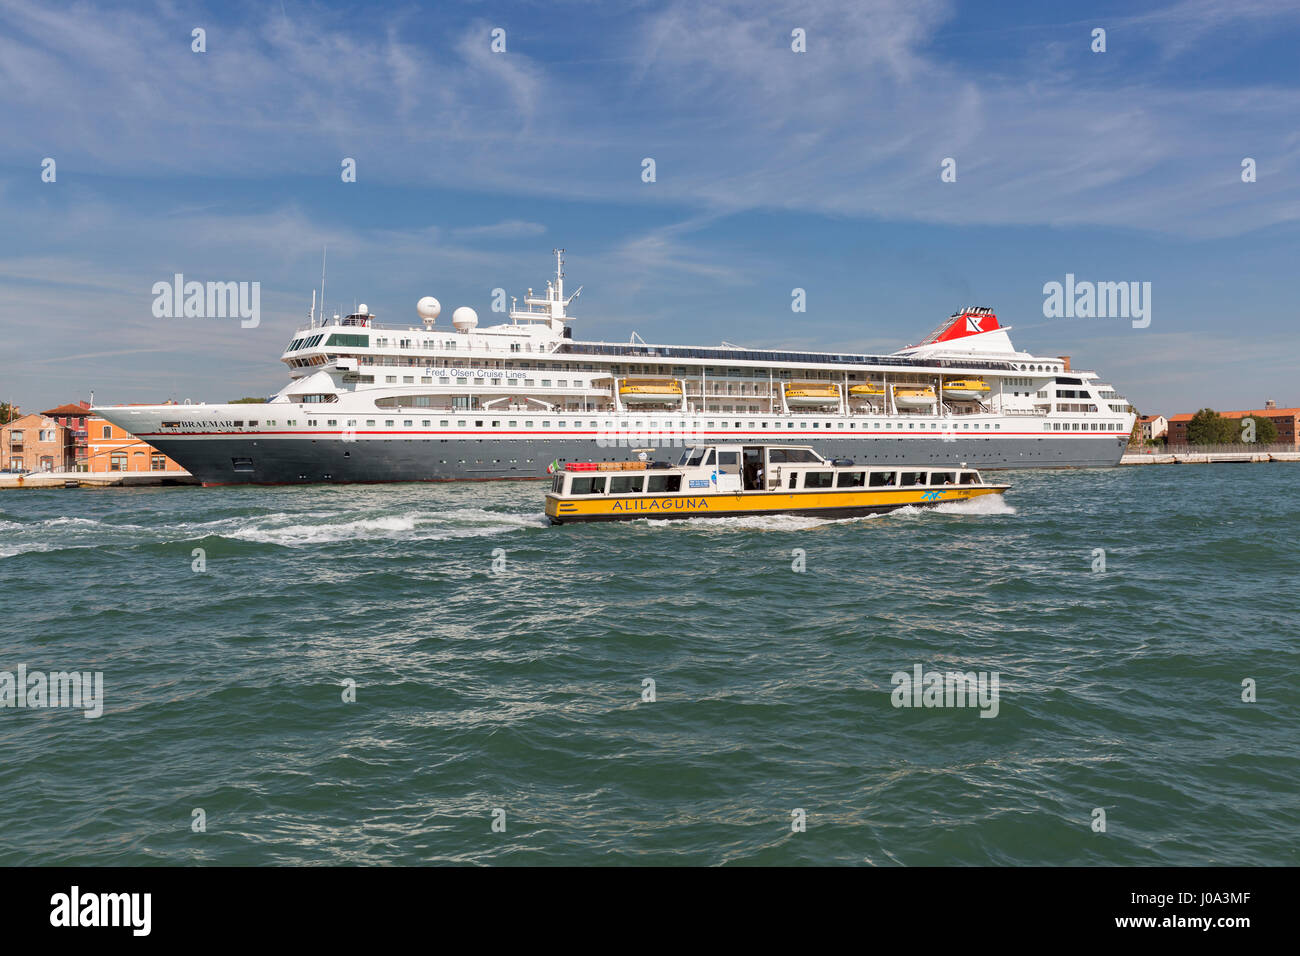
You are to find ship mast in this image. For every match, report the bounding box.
[508,247,581,332]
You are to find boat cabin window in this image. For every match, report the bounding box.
[609,475,644,494]
[930,472,957,486]
[717,450,739,470]
[570,476,607,495]
[869,471,897,487]
[804,471,834,489]
[836,471,866,488]
[647,474,681,493]
[701,448,716,467]
[960,472,980,485]
[768,448,820,463]
[551,475,564,493]
[900,471,926,486]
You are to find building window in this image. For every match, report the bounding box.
[151,454,166,470]
[110,453,127,471]
[102,425,112,439]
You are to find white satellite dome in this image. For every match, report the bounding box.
[417,296,441,323]
[452,306,478,331]
[358,303,369,315]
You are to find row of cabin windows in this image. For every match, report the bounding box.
[219,417,1124,431]
[377,379,587,390]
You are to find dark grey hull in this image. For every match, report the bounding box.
[147,435,1128,485]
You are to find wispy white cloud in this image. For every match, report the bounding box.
[451,219,547,240]
[2,0,1296,236]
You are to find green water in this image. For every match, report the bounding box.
[0,464,1296,865]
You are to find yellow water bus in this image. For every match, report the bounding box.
[545,444,1008,524]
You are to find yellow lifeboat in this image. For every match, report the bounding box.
[784,382,841,407]
[849,383,886,398]
[942,378,991,401]
[619,378,683,405]
[893,386,937,408]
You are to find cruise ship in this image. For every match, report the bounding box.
[94,250,1136,485]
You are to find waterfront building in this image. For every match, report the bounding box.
[85,413,186,474]
[1166,400,1299,448]
[1139,414,1167,443]
[41,402,93,467]
[1,414,73,472]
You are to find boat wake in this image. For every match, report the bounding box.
[227,508,549,547]
[0,507,549,557]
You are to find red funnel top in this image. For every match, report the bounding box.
[916,307,1001,346]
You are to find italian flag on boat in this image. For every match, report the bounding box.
[547,459,560,474]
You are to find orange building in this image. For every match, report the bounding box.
[1166,401,1299,448]
[85,414,186,474]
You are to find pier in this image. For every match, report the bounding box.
[1121,446,1300,466]
[0,470,198,489]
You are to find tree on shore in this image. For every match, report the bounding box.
[0,402,15,424]
[228,397,268,404]
[1237,414,1277,445]
[1186,408,1235,445]
[1127,408,1144,447]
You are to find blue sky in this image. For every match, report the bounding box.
[2,0,1298,415]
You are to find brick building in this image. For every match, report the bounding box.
[1,414,73,472]
[1166,401,1299,448]
[41,401,92,467]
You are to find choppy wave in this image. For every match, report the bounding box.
[0,501,551,556]
[226,509,548,547]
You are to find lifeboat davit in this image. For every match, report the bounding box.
[784,383,841,407]
[619,378,683,405]
[942,379,991,401]
[893,386,937,408]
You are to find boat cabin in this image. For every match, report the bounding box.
[548,444,988,496]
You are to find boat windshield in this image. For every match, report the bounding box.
[679,448,707,467]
